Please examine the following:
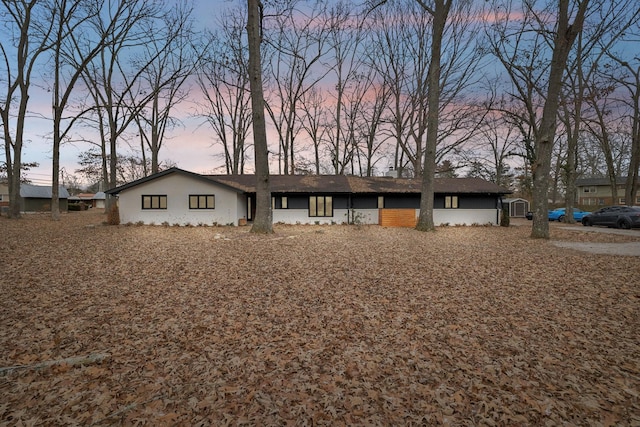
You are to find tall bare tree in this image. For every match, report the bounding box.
[299,87,328,174]
[490,0,589,238]
[605,52,640,206]
[530,0,588,238]
[415,0,451,231]
[133,2,200,176]
[80,0,184,199]
[557,0,639,221]
[46,0,113,220]
[263,0,331,175]
[0,0,55,219]
[247,0,272,233]
[196,8,252,174]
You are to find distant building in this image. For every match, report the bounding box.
[576,177,640,206]
[20,184,70,212]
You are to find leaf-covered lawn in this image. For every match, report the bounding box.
[1,211,639,426]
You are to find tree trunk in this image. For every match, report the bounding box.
[416,0,450,232]
[530,0,589,239]
[247,0,272,233]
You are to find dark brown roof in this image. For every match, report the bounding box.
[210,174,510,195]
[107,168,511,196]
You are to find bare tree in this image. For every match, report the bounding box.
[196,9,252,175]
[133,2,201,176]
[415,0,451,231]
[0,0,55,219]
[45,0,111,220]
[247,0,272,233]
[299,87,328,174]
[606,52,640,206]
[557,0,639,221]
[489,0,589,238]
[466,98,520,188]
[263,0,331,175]
[323,1,368,175]
[80,0,186,201]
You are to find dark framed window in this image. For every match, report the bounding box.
[272,196,288,209]
[445,195,458,209]
[189,194,215,209]
[309,196,333,217]
[142,195,167,209]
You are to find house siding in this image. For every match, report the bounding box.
[108,169,510,227]
[117,173,241,226]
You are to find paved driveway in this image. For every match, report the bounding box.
[554,225,640,256]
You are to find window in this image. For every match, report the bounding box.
[309,196,333,217]
[189,194,215,209]
[272,196,288,209]
[445,195,458,209]
[583,187,596,193]
[142,195,167,209]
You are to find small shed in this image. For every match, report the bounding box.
[503,198,529,218]
[20,184,70,212]
[93,191,106,209]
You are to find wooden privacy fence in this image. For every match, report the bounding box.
[378,209,417,227]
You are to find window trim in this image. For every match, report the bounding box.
[189,194,215,209]
[272,196,288,209]
[309,195,333,217]
[142,195,167,210]
[444,195,459,209]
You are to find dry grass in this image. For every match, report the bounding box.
[1,210,639,426]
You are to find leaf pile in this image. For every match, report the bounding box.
[1,211,639,425]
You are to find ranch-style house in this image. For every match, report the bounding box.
[105,167,512,227]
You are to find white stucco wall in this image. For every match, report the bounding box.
[433,209,499,225]
[117,173,242,226]
[272,209,351,224]
[271,208,498,226]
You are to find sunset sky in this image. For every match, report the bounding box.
[18,0,235,186]
[9,0,636,187]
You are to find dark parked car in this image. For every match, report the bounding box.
[581,206,640,229]
[525,211,533,220]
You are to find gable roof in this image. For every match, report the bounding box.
[20,184,70,199]
[106,167,511,196]
[105,167,245,195]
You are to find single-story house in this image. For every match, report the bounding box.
[68,192,106,209]
[576,176,640,206]
[20,184,70,212]
[105,168,512,227]
[502,198,530,218]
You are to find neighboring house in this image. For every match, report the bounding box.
[502,198,529,218]
[576,177,640,206]
[106,167,511,227]
[20,184,70,212]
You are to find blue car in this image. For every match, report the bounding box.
[548,207,590,222]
